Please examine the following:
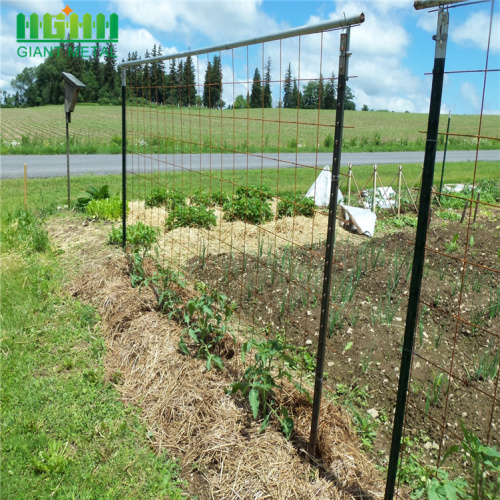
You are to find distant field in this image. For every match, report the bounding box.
[1,105,499,155]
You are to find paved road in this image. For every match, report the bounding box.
[1,150,498,179]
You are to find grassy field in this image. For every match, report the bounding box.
[1,161,498,225]
[1,105,499,155]
[0,213,186,498]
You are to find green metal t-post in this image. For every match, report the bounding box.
[308,28,350,459]
[385,8,449,499]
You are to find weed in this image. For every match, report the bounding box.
[352,410,378,452]
[31,440,71,475]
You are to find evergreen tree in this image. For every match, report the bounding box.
[210,55,222,108]
[202,61,212,108]
[249,68,262,108]
[283,63,292,108]
[155,45,166,104]
[177,60,184,106]
[143,49,152,102]
[291,78,301,108]
[202,56,223,108]
[263,57,272,108]
[183,55,197,106]
[323,72,336,110]
[167,59,178,105]
[344,84,356,110]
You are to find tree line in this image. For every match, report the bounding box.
[3,47,355,110]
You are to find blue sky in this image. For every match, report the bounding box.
[1,0,499,114]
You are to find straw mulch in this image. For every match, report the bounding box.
[127,200,365,267]
[69,250,385,499]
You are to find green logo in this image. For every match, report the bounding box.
[17,4,118,43]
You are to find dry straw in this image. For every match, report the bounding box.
[65,236,384,499]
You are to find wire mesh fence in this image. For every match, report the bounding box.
[117,3,499,497]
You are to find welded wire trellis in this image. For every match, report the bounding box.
[118,14,368,468]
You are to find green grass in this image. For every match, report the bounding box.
[0,215,186,499]
[2,105,499,154]
[1,161,498,225]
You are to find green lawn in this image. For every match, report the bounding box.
[0,211,187,498]
[2,105,499,154]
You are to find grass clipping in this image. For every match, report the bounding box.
[70,251,384,499]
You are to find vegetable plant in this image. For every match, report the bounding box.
[178,284,235,371]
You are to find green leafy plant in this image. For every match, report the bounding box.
[229,335,305,438]
[235,185,273,201]
[76,184,110,210]
[444,233,459,253]
[190,190,213,206]
[165,204,217,231]
[178,284,235,371]
[109,221,158,250]
[277,195,315,218]
[145,188,167,208]
[149,258,186,318]
[223,197,273,225]
[31,440,71,475]
[437,422,500,500]
[85,197,124,220]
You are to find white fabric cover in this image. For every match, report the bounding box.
[305,166,344,206]
[339,205,377,238]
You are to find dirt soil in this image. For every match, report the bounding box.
[188,213,500,481]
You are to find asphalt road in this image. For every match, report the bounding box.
[1,150,498,179]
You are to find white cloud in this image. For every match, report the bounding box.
[452,11,500,54]
[1,0,65,13]
[460,81,480,112]
[110,0,281,45]
[417,12,436,34]
[0,10,42,93]
[116,27,177,64]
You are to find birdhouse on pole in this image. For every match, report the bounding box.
[62,72,85,123]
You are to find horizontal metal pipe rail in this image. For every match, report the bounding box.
[414,0,470,9]
[118,14,365,68]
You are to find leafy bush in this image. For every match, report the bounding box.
[223,197,273,225]
[235,185,273,201]
[145,189,167,208]
[165,205,217,231]
[76,185,110,210]
[190,190,213,206]
[145,189,186,209]
[210,191,230,206]
[85,197,124,220]
[277,195,315,218]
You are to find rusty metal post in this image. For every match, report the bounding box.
[309,28,350,459]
